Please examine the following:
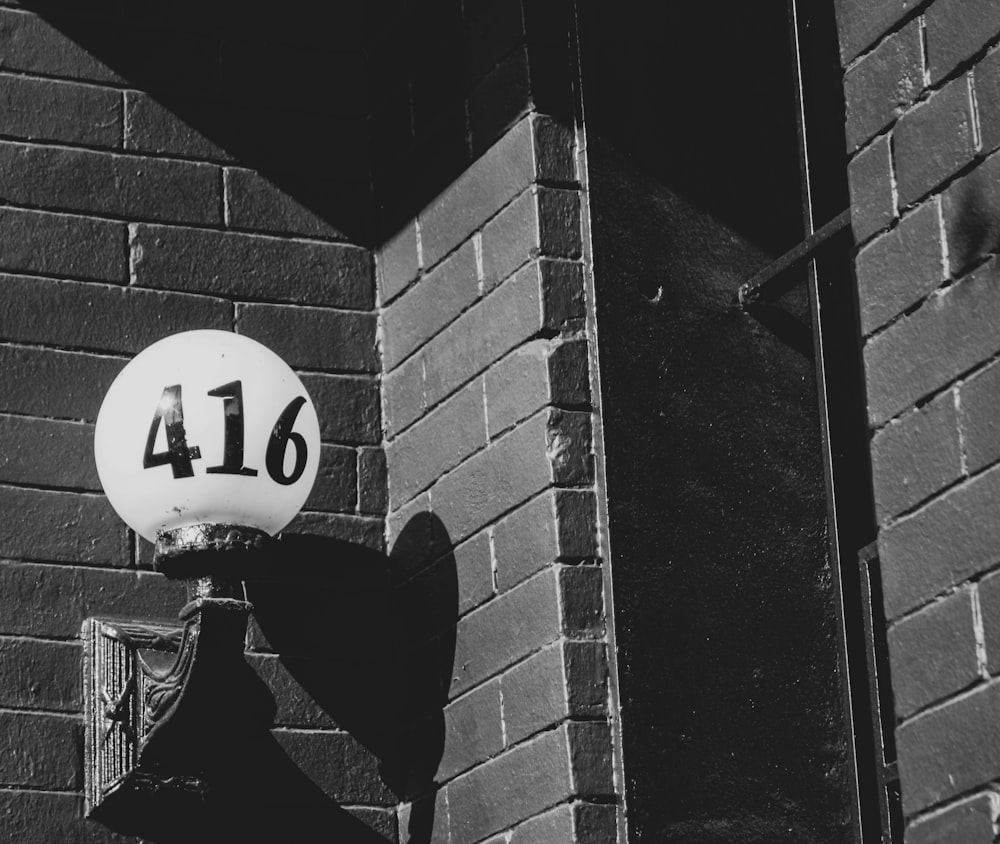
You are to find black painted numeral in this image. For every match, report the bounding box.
[144,382,310,484]
[266,397,308,486]
[205,380,258,477]
[142,384,202,478]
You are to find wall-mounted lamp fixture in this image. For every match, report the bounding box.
[84,330,320,821]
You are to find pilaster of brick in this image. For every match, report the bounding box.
[379,110,621,841]
[841,3,1000,830]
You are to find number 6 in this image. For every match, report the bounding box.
[266,397,309,486]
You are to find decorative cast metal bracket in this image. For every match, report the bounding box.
[83,525,268,823]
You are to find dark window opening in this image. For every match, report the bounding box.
[579,0,898,840]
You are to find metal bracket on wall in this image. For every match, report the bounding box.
[737,209,851,306]
[82,588,256,827]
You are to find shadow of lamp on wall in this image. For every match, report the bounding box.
[84,330,321,824]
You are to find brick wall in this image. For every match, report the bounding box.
[0,2,625,840]
[837,0,1000,838]
[0,4,392,840]
[370,2,624,841]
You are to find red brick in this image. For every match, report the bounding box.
[450,567,562,697]
[833,0,918,65]
[843,18,923,150]
[271,729,395,805]
[0,141,221,225]
[887,587,978,717]
[358,447,388,515]
[432,409,592,546]
[299,374,381,445]
[870,389,962,521]
[501,639,607,745]
[906,792,999,844]
[976,47,1000,155]
[855,199,945,335]
[236,303,377,373]
[454,530,495,615]
[382,352,426,438]
[848,134,895,244]
[480,187,582,291]
[0,205,126,283]
[282,511,384,553]
[509,802,619,844]
[0,275,233,354]
[0,73,120,148]
[0,415,99,491]
[124,90,233,161]
[941,150,1000,275]
[0,790,133,844]
[439,679,503,780]
[897,680,1000,815]
[419,113,576,269]
[386,492,435,578]
[0,561,184,637]
[485,339,590,438]
[0,711,80,790]
[925,0,1000,83]
[531,114,577,184]
[244,653,339,729]
[381,239,479,370]
[960,361,1000,472]
[447,722,614,843]
[224,168,357,241]
[132,223,372,309]
[376,221,420,305]
[879,463,1000,619]
[493,489,598,591]
[422,259,585,414]
[864,256,1000,425]
[304,444,358,513]
[976,569,1000,673]
[0,486,128,567]
[894,74,977,207]
[449,564,602,700]
[398,788,449,844]
[559,566,605,637]
[0,345,124,422]
[0,9,122,83]
[394,553,463,647]
[0,637,80,712]
[386,379,486,511]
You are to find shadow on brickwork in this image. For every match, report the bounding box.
[246,522,456,843]
[946,174,1000,274]
[21,1,374,243]
[379,513,459,844]
[21,0,577,246]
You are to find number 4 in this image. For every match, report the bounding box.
[143,385,202,479]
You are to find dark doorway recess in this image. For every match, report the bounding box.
[579,2,878,841]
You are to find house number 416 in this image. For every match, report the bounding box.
[143,380,308,486]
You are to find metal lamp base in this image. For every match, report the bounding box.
[83,524,269,824]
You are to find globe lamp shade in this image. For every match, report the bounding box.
[94,330,320,544]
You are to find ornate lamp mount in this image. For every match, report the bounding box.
[85,331,320,823]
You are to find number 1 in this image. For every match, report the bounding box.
[206,380,258,476]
